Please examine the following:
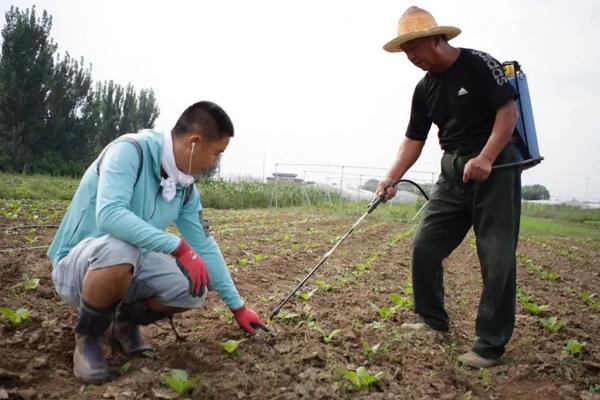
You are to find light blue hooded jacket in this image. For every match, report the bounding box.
[47,129,244,309]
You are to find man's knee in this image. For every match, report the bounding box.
[83,264,134,307]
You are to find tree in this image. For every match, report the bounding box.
[522,184,550,200]
[119,83,138,134]
[0,6,160,175]
[361,178,379,192]
[0,6,56,172]
[96,80,124,148]
[45,53,93,166]
[137,88,159,129]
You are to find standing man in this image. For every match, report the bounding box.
[48,101,266,383]
[377,6,521,368]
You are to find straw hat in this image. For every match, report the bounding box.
[383,6,460,53]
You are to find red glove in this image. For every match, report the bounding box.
[231,305,267,335]
[172,240,210,297]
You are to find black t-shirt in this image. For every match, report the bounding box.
[406,48,516,151]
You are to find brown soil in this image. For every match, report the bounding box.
[1,202,599,399]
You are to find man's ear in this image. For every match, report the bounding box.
[188,134,202,147]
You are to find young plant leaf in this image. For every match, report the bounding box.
[161,369,201,395]
[521,302,549,315]
[297,288,317,301]
[315,279,333,292]
[390,293,413,308]
[541,316,565,333]
[313,324,342,344]
[338,366,383,390]
[0,307,32,325]
[361,340,382,362]
[564,339,585,357]
[222,339,245,354]
[541,271,560,281]
[367,321,385,329]
[22,274,40,291]
[276,310,299,322]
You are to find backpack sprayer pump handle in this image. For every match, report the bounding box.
[368,178,430,213]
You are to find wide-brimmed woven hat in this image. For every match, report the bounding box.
[383,6,460,53]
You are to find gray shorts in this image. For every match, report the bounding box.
[52,235,205,309]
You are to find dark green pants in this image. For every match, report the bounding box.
[411,145,521,359]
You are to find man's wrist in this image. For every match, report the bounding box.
[478,152,494,164]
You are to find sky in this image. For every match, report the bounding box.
[2,0,600,201]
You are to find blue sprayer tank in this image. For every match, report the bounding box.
[499,61,543,169]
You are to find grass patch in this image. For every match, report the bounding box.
[520,216,600,239]
[522,202,600,224]
[0,173,79,200]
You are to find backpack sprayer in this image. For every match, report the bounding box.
[493,61,543,169]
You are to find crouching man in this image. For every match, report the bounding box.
[47,101,266,383]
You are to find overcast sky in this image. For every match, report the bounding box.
[3,0,599,201]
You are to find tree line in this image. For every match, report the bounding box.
[0,6,160,176]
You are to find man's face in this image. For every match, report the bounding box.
[401,36,439,71]
[189,134,230,174]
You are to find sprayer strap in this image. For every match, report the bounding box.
[96,136,194,205]
[96,137,143,185]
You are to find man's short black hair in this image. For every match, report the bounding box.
[172,101,234,141]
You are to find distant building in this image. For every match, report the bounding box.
[267,172,303,184]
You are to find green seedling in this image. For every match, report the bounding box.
[541,271,560,281]
[517,287,532,303]
[23,235,38,244]
[238,258,249,266]
[0,307,32,326]
[258,295,273,304]
[119,361,133,375]
[161,369,201,395]
[238,242,248,250]
[579,290,596,304]
[253,253,265,262]
[521,302,549,315]
[297,288,317,301]
[338,366,383,391]
[402,282,413,295]
[370,303,395,318]
[22,274,40,291]
[564,339,585,357]
[361,339,382,362]
[313,326,341,344]
[276,310,300,323]
[478,368,492,386]
[315,279,333,292]
[390,293,413,309]
[222,310,234,323]
[367,321,385,330]
[541,316,565,333]
[222,339,245,354]
[355,255,377,273]
[588,384,600,393]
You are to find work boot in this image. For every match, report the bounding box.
[73,300,112,383]
[457,351,501,368]
[400,317,433,331]
[112,299,168,355]
[112,317,154,355]
[400,321,432,331]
